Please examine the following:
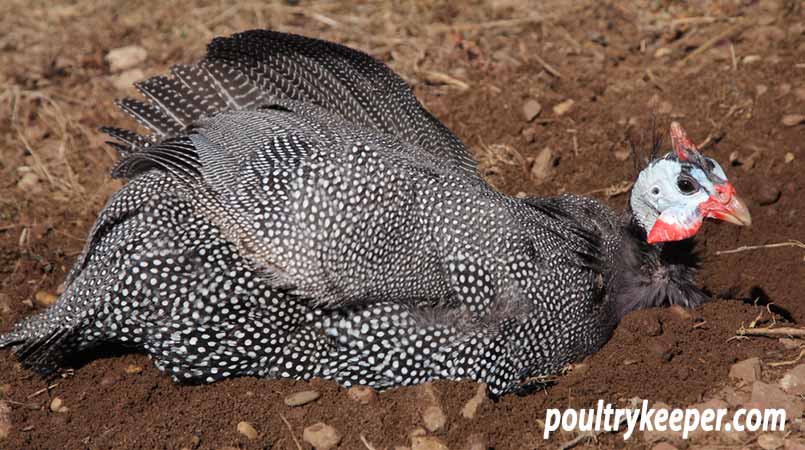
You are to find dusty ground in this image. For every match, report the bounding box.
[0,0,803,449]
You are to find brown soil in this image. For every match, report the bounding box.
[1,1,803,449]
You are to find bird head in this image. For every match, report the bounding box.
[630,122,751,244]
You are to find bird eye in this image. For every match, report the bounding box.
[676,177,698,194]
[651,187,660,195]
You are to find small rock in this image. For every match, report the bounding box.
[785,439,805,450]
[110,68,144,92]
[411,435,449,450]
[50,396,67,413]
[667,304,692,321]
[779,84,792,96]
[347,386,377,404]
[237,421,258,440]
[529,147,554,184]
[422,405,446,432]
[33,291,58,308]
[756,184,781,206]
[785,153,795,164]
[654,47,672,58]
[16,173,41,192]
[553,99,575,116]
[613,149,631,161]
[782,114,805,127]
[718,385,750,407]
[651,443,679,450]
[461,384,486,419]
[756,84,769,96]
[463,433,488,450]
[302,422,342,450]
[795,87,805,102]
[521,99,542,122]
[758,433,785,450]
[0,401,10,441]
[106,45,147,72]
[729,357,761,383]
[781,364,805,395]
[284,390,320,407]
[751,381,804,418]
[743,55,762,65]
[124,365,143,375]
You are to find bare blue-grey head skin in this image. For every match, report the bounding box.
[0,31,751,396]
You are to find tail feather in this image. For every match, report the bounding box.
[0,308,78,375]
[104,29,478,181]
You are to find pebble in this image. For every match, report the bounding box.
[794,87,805,102]
[529,147,554,184]
[411,435,449,450]
[651,443,679,450]
[16,172,41,192]
[34,291,58,308]
[743,55,762,65]
[785,153,795,164]
[461,384,487,419]
[417,384,446,432]
[463,433,488,450]
[782,114,805,127]
[756,84,769,96]
[0,401,10,441]
[302,422,342,450]
[521,99,542,122]
[654,47,672,58]
[346,386,377,404]
[110,68,145,92]
[751,381,803,418]
[729,357,761,384]
[105,45,147,72]
[755,183,781,206]
[284,390,320,407]
[50,396,67,413]
[613,149,631,161]
[553,99,575,116]
[758,433,785,450]
[780,364,805,395]
[236,421,258,440]
[124,365,143,374]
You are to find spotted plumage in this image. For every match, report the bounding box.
[0,30,750,396]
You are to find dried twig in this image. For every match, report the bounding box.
[737,327,805,338]
[677,22,751,66]
[532,53,563,78]
[769,348,805,367]
[27,383,59,399]
[715,240,805,256]
[429,16,544,32]
[420,71,470,90]
[279,413,303,450]
[359,434,378,450]
[584,180,634,198]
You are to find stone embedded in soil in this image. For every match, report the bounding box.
[346,386,377,404]
[110,68,145,92]
[781,114,805,127]
[411,435,449,450]
[529,147,554,184]
[755,183,782,206]
[33,291,58,308]
[105,45,147,72]
[463,433,488,450]
[16,172,41,192]
[743,55,762,65]
[758,433,785,450]
[785,153,795,164]
[521,99,542,122]
[751,381,804,418]
[236,421,258,440]
[654,47,672,58]
[718,385,750,407]
[461,384,486,419]
[124,365,143,374]
[0,401,10,441]
[302,422,342,450]
[417,383,446,432]
[795,87,805,102]
[651,443,679,450]
[552,99,575,116]
[729,357,761,384]
[284,390,320,406]
[780,364,805,395]
[49,396,67,413]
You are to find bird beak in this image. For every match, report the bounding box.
[700,183,752,227]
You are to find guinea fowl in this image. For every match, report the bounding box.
[0,30,751,396]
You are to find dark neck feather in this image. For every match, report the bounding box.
[610,213,708,320]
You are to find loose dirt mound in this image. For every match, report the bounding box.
[1,1,803,449]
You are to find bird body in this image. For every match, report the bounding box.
[0,30,750,395]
